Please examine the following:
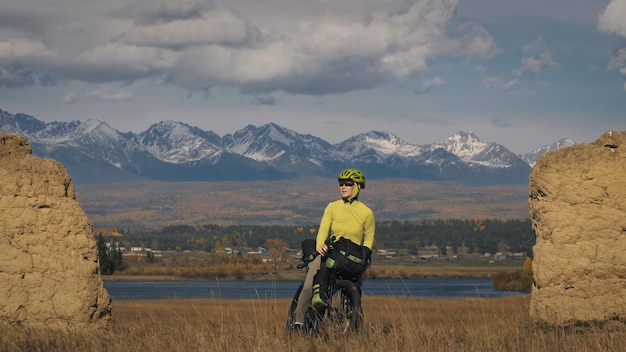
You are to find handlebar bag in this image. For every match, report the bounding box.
[325,237,365,280]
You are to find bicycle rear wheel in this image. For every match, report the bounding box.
[327,280,363,333]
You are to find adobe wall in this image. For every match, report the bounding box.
[529,130,626,326]
[0,133,111,329]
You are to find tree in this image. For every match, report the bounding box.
[492,257,533,292]
[265,238,288,268]
[519,257,533,292]
[97,233,125,275]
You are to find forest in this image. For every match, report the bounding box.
[100,218,535,257]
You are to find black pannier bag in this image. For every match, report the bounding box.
[325,237,366,280]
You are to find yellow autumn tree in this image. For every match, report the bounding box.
[265,238,288,266]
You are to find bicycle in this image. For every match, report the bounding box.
[286,236,366,336]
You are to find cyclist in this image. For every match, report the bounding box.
[292,168,375,330]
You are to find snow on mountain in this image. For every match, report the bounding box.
[137,121,223,163]
[223,124,287,162]
[337,131,424,158]
[73,120,126,144]
[0,110,80,144]
[0,108,577,185]
[432,130,522,168]
[519,138,576,167]
[223,123,333,166]
[438,131,485,157]
[1,110,44,133]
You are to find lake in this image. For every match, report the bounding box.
[104,278,524,300]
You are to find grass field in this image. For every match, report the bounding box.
[2,294,626,352]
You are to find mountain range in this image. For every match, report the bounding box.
[0,108,575,186]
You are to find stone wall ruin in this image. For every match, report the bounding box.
[529,130,626,326]
[0,133,111,329]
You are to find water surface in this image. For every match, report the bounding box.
[104,278,523,300]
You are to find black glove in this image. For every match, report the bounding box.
[362,247,372,268]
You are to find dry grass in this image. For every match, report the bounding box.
[2,295,626,352]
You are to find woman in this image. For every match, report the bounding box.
[292,168,375,328]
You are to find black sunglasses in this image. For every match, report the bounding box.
[339,180,355,187]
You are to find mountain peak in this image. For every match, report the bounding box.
[339,131,424,158]
[520,138,577,167]
[446,130,482,144]
[78,119,110,133]
[454,130,480,138]
[440,130,487,156]
[0,108,575,185]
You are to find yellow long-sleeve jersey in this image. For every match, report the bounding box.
[315,199,375,250]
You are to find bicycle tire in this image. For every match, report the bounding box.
[285,282,303,331]
[286,283,320,335]
[327,279,363,333]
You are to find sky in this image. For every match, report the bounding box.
[1,0,625,154]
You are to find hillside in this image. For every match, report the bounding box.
[76,177,529,230]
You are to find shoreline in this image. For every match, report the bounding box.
[102,260,525,282]
[101,272,495,281]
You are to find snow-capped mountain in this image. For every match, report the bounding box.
[436,131,528,168]
[0,108,573,185]
[222,123,333,168]
[519,138,576,167]
[136,120,224,163]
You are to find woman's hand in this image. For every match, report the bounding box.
[316,244,328,256]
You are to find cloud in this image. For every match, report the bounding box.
[523,36,545,54]
[0,39,60,87]
[0,39,57,60]
[599,0,626,90]
[414,76,444,94]
[251,94,276,106]
[423,76,445,88]
[63,92,79,104]
[608,47,626,70]
[0,0,495,97]
[481,37,558,91]
[489,117,513,128]
[598,0,626,37]
[611,51,626,90]
[86,89,133,101]
[440,23,496,59]
[515,51,558,78]
[117,9,259,49]
[481,76,519,90]
[128,0,215,24]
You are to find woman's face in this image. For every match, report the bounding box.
[339,180,354,199]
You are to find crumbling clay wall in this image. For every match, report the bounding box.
[0,133,111,329]
[529,130,626,326]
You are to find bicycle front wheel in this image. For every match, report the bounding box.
[327,280,363,333]
[285,282,320,335]
[285,282,303,331]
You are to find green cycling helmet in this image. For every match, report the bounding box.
[338,168,366,189]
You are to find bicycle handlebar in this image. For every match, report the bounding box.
[324,235,336,248]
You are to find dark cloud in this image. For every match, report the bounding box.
[0,0,494,96]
